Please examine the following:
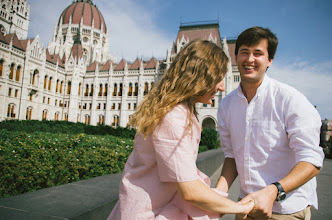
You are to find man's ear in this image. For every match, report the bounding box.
[268,59,273,67]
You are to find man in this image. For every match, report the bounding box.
[216,26,324,219]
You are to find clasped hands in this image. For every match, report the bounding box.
[236,184,278,219]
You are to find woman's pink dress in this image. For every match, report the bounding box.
[108,104,225,220]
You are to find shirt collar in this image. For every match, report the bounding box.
[236,74,271,98]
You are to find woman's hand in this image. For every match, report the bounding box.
[176,179,255,215]
[235,199,255,219]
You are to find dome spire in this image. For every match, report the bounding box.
[78,0,93,3]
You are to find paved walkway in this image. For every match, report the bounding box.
[221,158,332,220]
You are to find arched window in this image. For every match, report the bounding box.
[118,83,123,96]
[134,83,138,96]
[85,115,90,125]
[151,82,154,90]
[15,66,21,81]
[98,115,104,125]
[60,81,63,94]
[98,84,103,96]
[90,84,94,96]
[54,112,59,121]
[32,70,38,85]
[26,106,32,120]
[43,75,48,89]
[112,115,119,127]
[0,59,3,77]
[78,83,81,95]
[7,103,15,118]
[104,83,108,96]
[128,83,133,96]
[77,114,80,123]
[56,79,59,93]
[64,113,68,121]
[85,84,89,96]
[42,109,48,120]
[144,82,149,95]
[9,63,14,80]
[113,83,117,96]
[67,81,71,94]
[48,77,52,91]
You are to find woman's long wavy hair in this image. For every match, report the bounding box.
[130,40,229,137]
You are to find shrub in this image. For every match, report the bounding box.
[0,120,217,199]
[198,145,209,153]
[200,128,220,150]
[0,130,134,198]
[0,120,136,139]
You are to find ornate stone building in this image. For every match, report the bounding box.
[0,0,240,129]
[169,22,240,128]
[321,119,332,146]
[0,0,30,40]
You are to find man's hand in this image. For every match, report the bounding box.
[237,184,277,219]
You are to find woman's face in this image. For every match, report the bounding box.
[195,80,225,104]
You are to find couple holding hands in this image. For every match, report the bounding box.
[108,27,324,220]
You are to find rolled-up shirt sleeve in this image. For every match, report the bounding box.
[152,108,199,183]
[285,90,324,168]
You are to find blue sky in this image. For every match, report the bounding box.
[28,0,332,119]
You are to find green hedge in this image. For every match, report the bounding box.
[0,130,134,198]
[0,120,136,139]
[0,121,220,199]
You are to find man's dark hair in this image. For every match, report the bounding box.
[235,26,278,60]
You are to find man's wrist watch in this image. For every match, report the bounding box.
[272,182,286,201]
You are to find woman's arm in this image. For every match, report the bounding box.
[175,179,253,215]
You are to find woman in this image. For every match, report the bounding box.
[108,40,254,220]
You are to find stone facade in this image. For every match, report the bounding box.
[0,0,241,129]
[0,0,30,40]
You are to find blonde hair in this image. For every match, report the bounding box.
[130,40,229,137]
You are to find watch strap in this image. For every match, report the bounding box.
[272,182,284,192]
[272,182,286,201]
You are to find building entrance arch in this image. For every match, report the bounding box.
[202,117,216,129]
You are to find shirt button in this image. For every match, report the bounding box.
[245,177,249,181]
[245,157,248,161]
[245,137,248,141]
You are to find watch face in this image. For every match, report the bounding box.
[279,192,286,201]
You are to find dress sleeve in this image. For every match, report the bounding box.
[152,106,199,182]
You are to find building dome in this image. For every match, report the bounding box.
[58,0,107,33]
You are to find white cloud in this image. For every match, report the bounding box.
[268,60,332,119]
[28,0,71,46]
[28,0,173,62]
[99,0,172,61]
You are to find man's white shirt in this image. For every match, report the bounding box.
[218,75,324,214]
